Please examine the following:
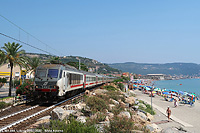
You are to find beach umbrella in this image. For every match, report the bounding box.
[145,87,151,91]
[191,93,196,96]
[162,92,170,95]
[152,91,156,94]
[171,90,178,93]
[178,91,184,95]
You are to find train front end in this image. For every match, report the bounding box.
[34,64,63,101]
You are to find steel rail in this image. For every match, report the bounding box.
[0,92,84,132]
[0,105,39,121]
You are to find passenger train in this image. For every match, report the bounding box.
[34,64,114,101]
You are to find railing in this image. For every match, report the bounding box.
[13,95,27,106]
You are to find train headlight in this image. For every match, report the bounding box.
[54,86,56,88]
[35,86,38,88]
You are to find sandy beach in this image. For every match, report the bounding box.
[134,89,200,133]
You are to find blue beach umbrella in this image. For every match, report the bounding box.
[171,90,178,93]
[178,90,184,95]
[162,92,170,95]
[145,87,151,91]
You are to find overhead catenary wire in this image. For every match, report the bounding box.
[0,32,53,55]
[0,14,65,56]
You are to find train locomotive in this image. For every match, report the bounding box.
[34,64,114,101]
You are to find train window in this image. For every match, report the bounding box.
[37,69,47,77]
[64,72,65,77]
[59,70,62,78]
[48,69,59,78]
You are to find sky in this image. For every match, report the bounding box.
[1,1,200,64]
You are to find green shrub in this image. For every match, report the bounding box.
[86,112,106,126]
[16,79,33,95]
[86,96,108,112]
[0,102,11,109]
[104,116,134,133]
[118,83,124,91]
[0,78,7,83]
[138,100,155,115]
[103,85,118,91]
[111,104,124,115]
[39,118,99,133]
[106,91,125,103]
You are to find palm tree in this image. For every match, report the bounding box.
[27,57,41,82]
[1,42,27,96]
[49,56,60,64]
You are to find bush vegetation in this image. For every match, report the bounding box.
[105,91,125,103]
[16,79,33,96]
[86,112,106,126]
[104,116,134,133]
[85,96,108,113]
[39,117,99,133]
[0,102,11,109]
[111,104,124,115]
[103,85,118,91]
[138,100,155,115]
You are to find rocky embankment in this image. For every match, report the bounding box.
[30,83,162,132]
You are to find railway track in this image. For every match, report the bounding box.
[0,92,85,132]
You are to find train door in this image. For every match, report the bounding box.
[84,74,86,89]
[65,72,69,90]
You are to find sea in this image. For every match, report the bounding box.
[155,78,200,96]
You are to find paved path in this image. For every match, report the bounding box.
[134,90,200,133]
[0,87,16,98]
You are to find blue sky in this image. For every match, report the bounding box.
[1,1,200,64]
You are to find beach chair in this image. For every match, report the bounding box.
[169,98,174,102]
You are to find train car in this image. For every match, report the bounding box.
[34,64,114,101]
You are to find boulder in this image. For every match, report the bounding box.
[125,96,135,106]
[108,104,115,110]
[137,111,147,121]
[146,112,154,122]
[70,110,84,118]
[64,103,86,111]
[118,111,131,119]
[107,112,114,119]
[110,99,119,105]
[129,90,136,96]
[37,115,51,121]
[30,116,51,129]
[132,105,139,111]
[130,130,144,133]
[119,100,127,108]
[51,107,69,120]
[132,115,146,124]
[146,123,162,132]
[94,89,108,95]
[138,103,147,109]
[77,103,86,110]
[76,116,87,123]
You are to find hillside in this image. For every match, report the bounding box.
[109,62,200,76]
[25,53,121,74]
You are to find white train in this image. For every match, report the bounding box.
[34,64,114,100]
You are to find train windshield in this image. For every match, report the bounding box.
[48,69,59,78]
[36,69,47,77]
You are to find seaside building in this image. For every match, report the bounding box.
[147,74,165,80]
[0,63,33,81]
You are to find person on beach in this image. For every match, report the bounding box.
[174,99,178,107]
[166,106,171,121]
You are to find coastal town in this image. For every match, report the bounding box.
[1,1,200,132]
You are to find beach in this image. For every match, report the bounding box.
[134,89,200,133]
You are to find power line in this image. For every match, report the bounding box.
[0,32,53,55]
[0,14,65,56]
